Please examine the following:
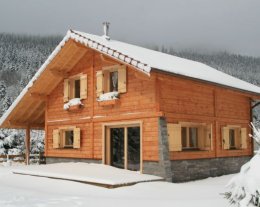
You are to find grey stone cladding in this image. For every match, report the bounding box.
[46,157,102,164]
[171,156,251,182]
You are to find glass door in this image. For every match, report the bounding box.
[108,125,141,171]
[110,128,125,169]
[127,127,140,171]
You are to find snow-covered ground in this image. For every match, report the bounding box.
[12,163,162,186]
[0,163,229,207]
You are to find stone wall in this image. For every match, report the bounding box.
[171,156,251,182]
[46,157,102,164]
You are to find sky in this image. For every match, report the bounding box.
[0,0,260,57]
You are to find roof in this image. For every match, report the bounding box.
[0,29,260,129]
[72,30,260,94]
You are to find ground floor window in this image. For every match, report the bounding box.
[167,122,212,152]
[222,126,247,150]
[52,127,81,149]
[63,130,74,148]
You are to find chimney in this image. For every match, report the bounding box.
[103,22,110,40]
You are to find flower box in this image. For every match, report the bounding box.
[98,99,119,106]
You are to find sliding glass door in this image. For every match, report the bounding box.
[108,125,141,171]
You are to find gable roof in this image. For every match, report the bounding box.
[0,29,260,129]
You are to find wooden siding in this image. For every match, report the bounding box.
[45,50,160,161]
[156,72,252,160]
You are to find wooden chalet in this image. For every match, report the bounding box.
[1,27,260,182]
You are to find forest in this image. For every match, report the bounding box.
[0,33,260,156]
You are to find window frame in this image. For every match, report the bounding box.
[69,76,81,100]
[222,125,244,150]
[52,126,81,149]
[102,66,119,94]
[167,121,212,152]
[180,122,211,151]
[62,129,74,148]
[64,73,88,103]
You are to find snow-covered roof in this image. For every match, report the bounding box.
[70,30,260,94]
[0,29,260,128]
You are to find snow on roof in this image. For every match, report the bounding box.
[1,29,260,127]
[71,30,260,94]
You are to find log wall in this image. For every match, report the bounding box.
[156,72,252,160]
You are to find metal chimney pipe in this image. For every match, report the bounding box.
[103,22,110,40]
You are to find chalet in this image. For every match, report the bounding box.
[1,26,260,182]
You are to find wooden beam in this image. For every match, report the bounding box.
[8,121,44,129]
[25,125,30,165]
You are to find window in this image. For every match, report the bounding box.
[64,74,87,102]
[74,79,81,98]
[229,129,236,149]
[222,126,247,150]
[52,127,81,149]
[96,65,126,98]
[181,127,198,149]
[167,122,212,152]
[109,71,118,92]
[64,130,74,148]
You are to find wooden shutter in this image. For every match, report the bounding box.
[241,128,247,149]
[198,127,205,149]
[103,70,110,92]
[118,65,127,93]
[235,128,241,149]
[64,79,69,102]
[53,129,60,149]
[167,124,182,152]
[96,71,103,97]
[80,74,87,99]
[73,128,81,149]
[222,127,230,150]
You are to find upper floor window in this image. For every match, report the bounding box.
[222,125,247,150]
[63,74,87,102]
[167,122,212,152]
[96,65,126,100]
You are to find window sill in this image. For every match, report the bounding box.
[98,99,120,106]
[64,98,84,111]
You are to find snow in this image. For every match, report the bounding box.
[63,98,83,110]
[0,163,230,207]
[12,163,162,185]
[97,91,119,102]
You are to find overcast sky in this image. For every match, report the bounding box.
[0,0,260,57]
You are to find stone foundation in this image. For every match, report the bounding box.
[46,157,102,164]
[171,156,251,182]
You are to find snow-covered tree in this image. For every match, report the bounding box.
[0,81,6,99]
[225,123,260,207]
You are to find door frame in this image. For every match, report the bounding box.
[102,120,143,172]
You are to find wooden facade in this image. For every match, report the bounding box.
[42,43,254,164]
